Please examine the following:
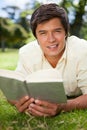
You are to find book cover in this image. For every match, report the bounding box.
[0,69,67,103]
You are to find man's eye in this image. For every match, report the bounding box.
[40,32,46,35]
[55,30,61,33]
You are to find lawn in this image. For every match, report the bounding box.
[0,49,87,130]
[0,49,18,70]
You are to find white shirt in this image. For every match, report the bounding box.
[16,36,87,97]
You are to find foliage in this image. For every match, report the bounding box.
[0,17,29,51]
[60,0,87,38]
[80,22,87,39]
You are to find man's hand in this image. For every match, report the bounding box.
[8,97,62,116]
[27,99,62,117]
[8,96,35,113]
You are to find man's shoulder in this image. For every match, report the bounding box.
[19,40,42,56]
[67,36,87,45]
[18,40,43,65]
[67,35,87,50]
[19,40,40,53]
[67,36,87,57]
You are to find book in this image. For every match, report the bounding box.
[0,69,67,103]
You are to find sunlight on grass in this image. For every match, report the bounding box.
[0,49,18,70]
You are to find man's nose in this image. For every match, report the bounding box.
[47,32,56,43]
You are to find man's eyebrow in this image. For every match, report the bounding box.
[37,28,63,33]
[38,30,46,33]
[54,28,63,30]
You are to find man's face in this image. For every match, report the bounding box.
[36,18,66,60]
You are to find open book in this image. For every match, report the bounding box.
[0,69,67,103]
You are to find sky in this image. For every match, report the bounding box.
[0,0,61,17]
[0,0,80,19]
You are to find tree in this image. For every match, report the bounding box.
[0,17,29,52]
[18,0,41,33]
[70,0,87,37]
[60,0,87,38]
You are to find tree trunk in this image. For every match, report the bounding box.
[70,0,86,37]
[1,39,5,52]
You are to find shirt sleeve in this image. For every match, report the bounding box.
[15,41,42,76]
[15,49,31,77]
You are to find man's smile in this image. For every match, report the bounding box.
[47,44,58,49]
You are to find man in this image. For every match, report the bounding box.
[10,3,87,117]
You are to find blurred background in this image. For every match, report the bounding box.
[0,0,87,52]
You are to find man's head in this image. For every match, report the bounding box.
[30,3,69,39]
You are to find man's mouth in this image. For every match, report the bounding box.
[47,44,58,49]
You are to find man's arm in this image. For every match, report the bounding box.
[61,94,87,112]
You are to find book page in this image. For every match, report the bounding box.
[0,69,25,81]
[26,69,63,82]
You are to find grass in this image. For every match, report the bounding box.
[0,49,18,70]
[0,49,87,130]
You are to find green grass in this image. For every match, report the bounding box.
[0,49,18,70]
[0,49,87,130]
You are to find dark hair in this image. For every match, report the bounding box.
[30,3,69,38]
